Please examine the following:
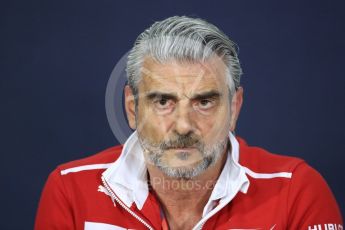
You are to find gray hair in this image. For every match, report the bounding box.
[126,15,243,100]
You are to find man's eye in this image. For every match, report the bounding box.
[153,98,174,110]
[199,99,214,108]
[200,99,210,106]
[158,98,168,106]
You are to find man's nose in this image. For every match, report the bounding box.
[174,102,194,135]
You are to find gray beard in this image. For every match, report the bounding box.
[139,134,228,179]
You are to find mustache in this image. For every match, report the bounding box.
[159,134,201,150]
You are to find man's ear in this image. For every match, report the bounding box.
[124,85,136,129]
[230,86,243,132]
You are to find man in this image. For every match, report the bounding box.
[35,16,343,230]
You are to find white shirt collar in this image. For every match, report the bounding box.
[202,132,249,217]
[102,131,250,213]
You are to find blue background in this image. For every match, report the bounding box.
[1,0,344,228]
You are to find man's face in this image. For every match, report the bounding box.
[126,56,235,179]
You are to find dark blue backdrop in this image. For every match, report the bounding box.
[1,0,344,228]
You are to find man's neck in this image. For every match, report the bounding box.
[146,150,228,230]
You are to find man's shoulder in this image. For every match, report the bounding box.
[56,145,124,174]
[237,137,305,174]
[235,137,343,226]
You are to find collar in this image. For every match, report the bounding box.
[201,132,249,217]
[102,131,250,213]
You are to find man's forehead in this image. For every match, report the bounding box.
[139,57,228,90]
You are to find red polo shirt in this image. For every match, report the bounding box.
[35,133,343,229]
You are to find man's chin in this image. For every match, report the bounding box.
[159,167,201,180]
[157,158,213,179]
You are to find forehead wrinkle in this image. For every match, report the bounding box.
[142,57,213,78]
[141,74,224,96]
[140,57,227,96]
[141,68,167,85]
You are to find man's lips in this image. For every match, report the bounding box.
[166,147,196,151]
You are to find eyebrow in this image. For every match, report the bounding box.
[146,92,178,101]
[145,90,221,101]
[190,90,222,100]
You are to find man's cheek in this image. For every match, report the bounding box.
[141,123,163,144]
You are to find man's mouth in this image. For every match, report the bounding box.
[167,147,196,151]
